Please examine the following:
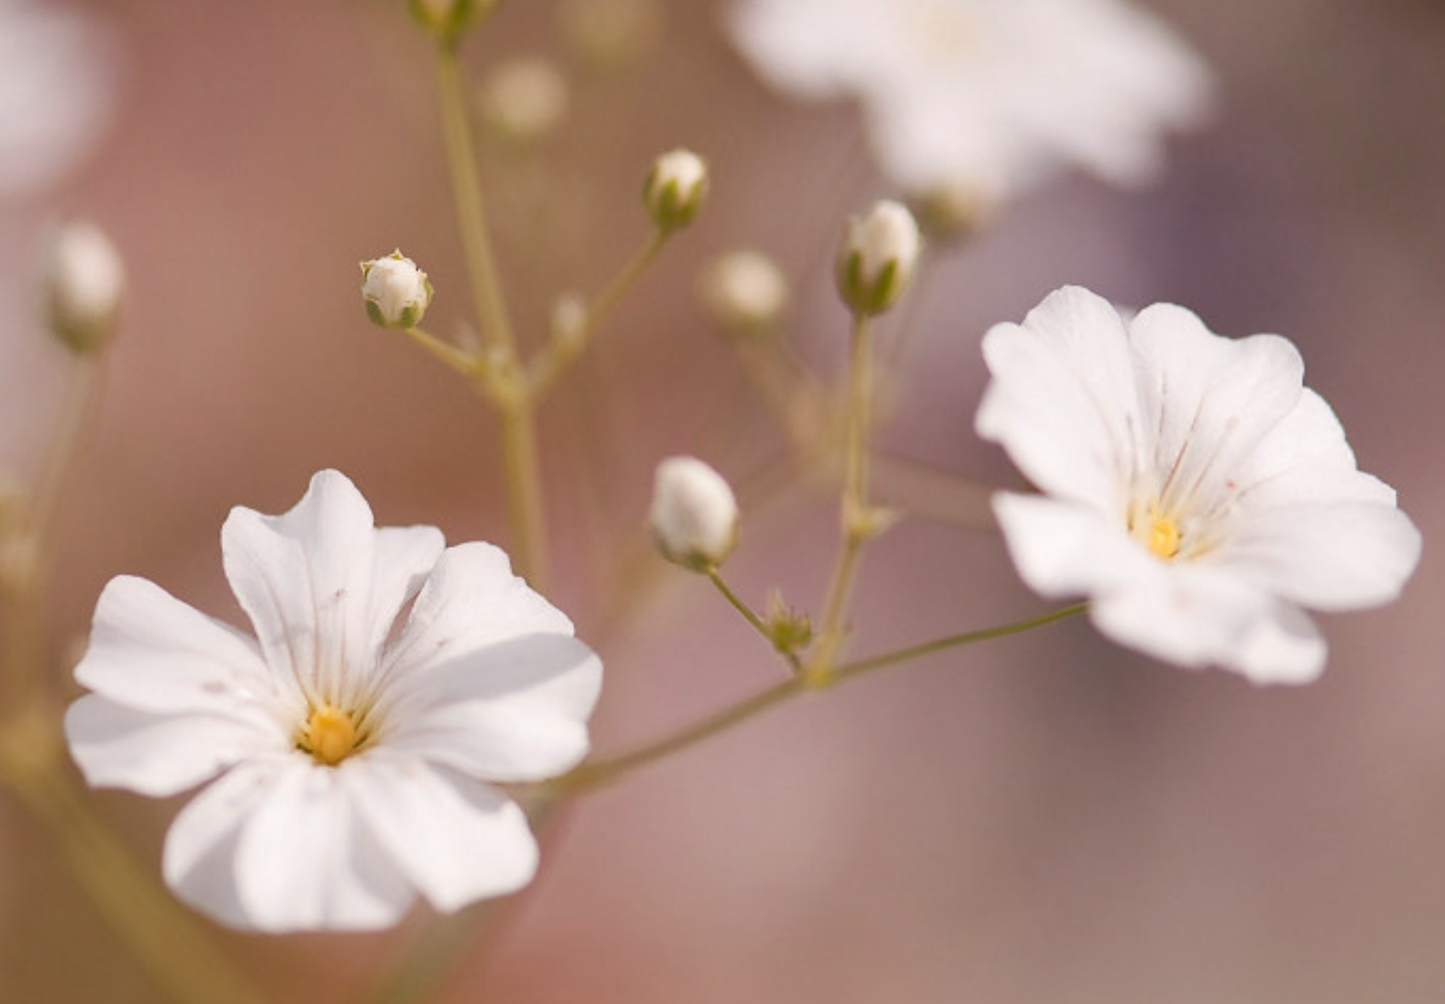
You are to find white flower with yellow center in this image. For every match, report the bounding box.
[976,286,1421,683]
[725,0,1212,203]
[64,470,602,932]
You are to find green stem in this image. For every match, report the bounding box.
[548,603,1085,795]
[499,401,548,590]
[403,325,479,378]
[436,41,516,356]
[706,567,801,671]
[529,229,669,400]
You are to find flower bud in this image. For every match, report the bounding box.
[41,220,124,355]
[643,148,708,232]
[409,0,496,43]
[480,55,569,147]
[835,199,921,316]
[650,456,738,570]
[701,250,788,333]
[361,251,432,329]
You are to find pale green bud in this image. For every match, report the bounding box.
[643,148,708,233]
[361,251,432,329]
[42,220,124,355]
[836,200,921,317]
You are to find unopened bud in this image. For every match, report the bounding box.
[42,220,124,354]
[911,180,992,242]
[643,148,708,233]
[480,55,569,146]
[701,250,788,333]
[650,456,738,570]
[559,0,662,70]
[836,200,921,317]
[361,251,432,329]
[409,0,495,43]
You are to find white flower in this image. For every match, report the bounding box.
[836,199,920,316]
[643,148,709,231]
[0,0,116,200]
[41,218,124,353]
[650,456,739,570]
[64,470,602,932]
[725,0,1212,203]
[976,285,1421,683]
[361,251,432,329]
[701,249,789,331]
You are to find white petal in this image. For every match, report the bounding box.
[65,696,281,796]
[231,759,416,932]
[352,754,538,912]
[1214,502,1422,611]
[381,633,601,782]
[977,286,1145,509]
[73,575,282,716]
[1128,305,1305,506]
[1090,566,1326,684]
[382,542,576,682]
[991,492,1156,599]
[221,470,441,703]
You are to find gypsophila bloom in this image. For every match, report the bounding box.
[702,249,789,332]
[650,456,739,570]
[643,148,708,232]
[64,470,602,932]
[479,55,570,146]
[726,0,1212,204]
[361,251,432,329]
[41,218,123,353]
[0,0,116,200]
[837,200,920,316]
[976,286,1421,683]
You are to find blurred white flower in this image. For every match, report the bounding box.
[0,0,116,200]
[41,218,124,353]
[726,0,1212,203]
[976,286,1421,683]
[65,470,602,932]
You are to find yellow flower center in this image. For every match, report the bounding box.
[299,705,360,766]
[1146,513,1182,560]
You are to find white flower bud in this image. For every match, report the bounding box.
[361,251,432,329]
[643,148,708,232]
[650,456,739,570]
[480,56,569,146]
[42,219,124,354]
[701,250,788,333]
[836,199,922,316]
[409,0,495,42]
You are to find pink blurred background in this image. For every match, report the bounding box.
[3,0,1444,1001]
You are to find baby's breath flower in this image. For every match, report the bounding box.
[65,470,602,932]
[479,55,569,146]
[41,218,123,354]
[836,200,920,317]
[650,456,739,570]
[643,148,708,233]
[701,250,789,332]
[361,251,432,329]
[976,286,1422,683]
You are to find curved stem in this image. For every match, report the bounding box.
[549,603,1085,795]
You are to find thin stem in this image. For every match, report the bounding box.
[706,567,801,671]
[436,41,516,356]
[812,312,875,673]
[28,357,101,549]
[549,603,1084,795]
[529,229,669,400]
[1,749,268,1004]
[499,401,548,590]
[403,325,479,379]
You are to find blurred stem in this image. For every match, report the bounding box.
[546,603,1086,795]
[436,41,516,357]
[529,229,669,400]
[29,357,101,550]
[706,567,801,671]
[0,735,267,1004]
[498,398,549,590]
[810,312,876,679]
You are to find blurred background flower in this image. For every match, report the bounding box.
[3,1,1444,1002]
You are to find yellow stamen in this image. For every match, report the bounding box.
[1146,511,1181,560]
[300,705,359,766]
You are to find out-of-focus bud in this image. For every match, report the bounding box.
[643,148,708,233]
[360,251,432,329]
[409,0,496,43]
[701,250,788,334]
[910,179,992,242]
[649,456,738,571]
[479,55,569,147]
[42,220,124,355]
[558,0,663,71]
[835,199,921,317]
